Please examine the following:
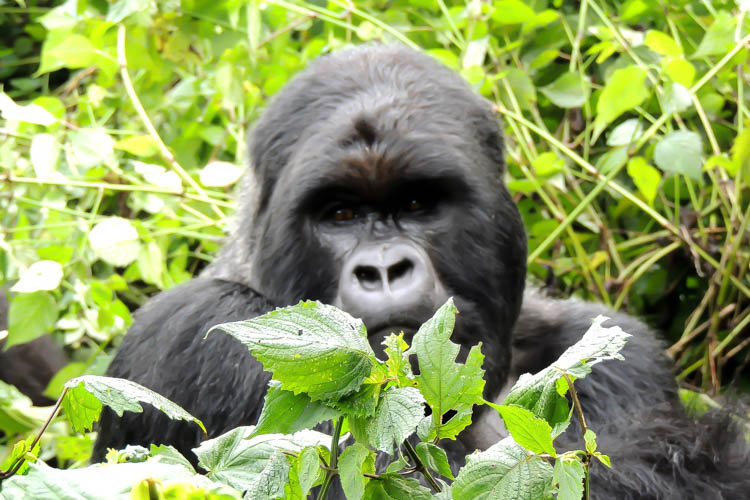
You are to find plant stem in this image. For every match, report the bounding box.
[317,417,344,499]
[563,372,590,500]
[402,440,442,493]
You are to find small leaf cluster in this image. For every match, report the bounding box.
[2,300,630,500]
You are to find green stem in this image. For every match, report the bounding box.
[403,440,442,493]
[317,417,344,499]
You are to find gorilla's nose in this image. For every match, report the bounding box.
[336,241,446,327]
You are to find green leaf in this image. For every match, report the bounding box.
[492,0,536,25]
[553,458,585,500]
[503,316,630,430]
[584,429,598,454]
[0,461,232,500]
[410,299,485,424]
[362,474,433,500]
[367,387,425,455]
[653,130,704,179]
[88,217,142,267]
[644,30,682,56]
[6,291,57,349]
[339,443,371,500]
[662,83,692,115]
[245,450,290,500]
[594,66,650,140]
[496,405,556,457]
[540,73,588,109]
[452,437,554,500]
[113,135,159,157]
[62,375,205,434]
[663,57,695,87]
[694,12,736,58]
[38,32,94,74]
[195,426,330,492]
[211,301,377,401]
[626,156,661,205]
[253,380,339,436]
[0,92,56,126]
[296,446,321,498]
[607,119,644,147]
[415,442,455,479]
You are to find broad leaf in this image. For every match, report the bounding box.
[503,316,630,430]
[6,291,57,349]
[339,443,371,500]
[627,156,661,205]
[362,474,433,500]
[415,442,455,479]
[553,458,585,500]
[253,380,339,436]
[496,405,556,457]
[653,130,703,179]
[540,73,587,109]
[594,66,650,140]
[212,301,377,401]
[62,375,205,434]
[367,387,425,455]
[409,299,485,426]
[194,426,330,492]
[245,450,290,500]
[452,437,554,500]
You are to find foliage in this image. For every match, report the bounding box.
[1,300,628,499]
[0,0,749,489]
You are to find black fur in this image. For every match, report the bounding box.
[94,46,749,498]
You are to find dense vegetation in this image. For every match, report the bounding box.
[0,0,748,487]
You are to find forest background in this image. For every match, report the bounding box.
[1,0,749,469]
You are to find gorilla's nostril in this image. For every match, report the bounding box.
[354,266,380,285]
[387,259,413,283]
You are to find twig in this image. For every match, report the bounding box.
[116,25,225,220]
[317,417,344,499]
[402,440,442,493]
[562,372,590,500]
[0,388,68,481]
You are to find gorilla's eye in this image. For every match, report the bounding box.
[406,199,424,212]
[332,206,357,222]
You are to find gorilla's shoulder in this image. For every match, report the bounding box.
[108,278,274,382]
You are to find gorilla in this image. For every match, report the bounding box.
[93,45,749,498]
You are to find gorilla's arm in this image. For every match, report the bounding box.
[92,278,274,463]
[510,293,750,500]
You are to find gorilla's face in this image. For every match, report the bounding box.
[244,46,527,387]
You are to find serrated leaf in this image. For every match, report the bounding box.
[584,429,598,454]
[6,291,57,349]
[497,405,556,457]
[89,217,142,267]
[594,66,650,140]
[367,387,425,455]
[195,426,330,492]
[540,73,588,109]
[362,474,432,500]
[503,316,630,428]
[415,442,455,479]
[297,447,320,498]
[328,382,381,417]
[410,299,485,423]
[212,302,376,401]
[62,375,205,434]
[339,443,371,500]
[253,380,340,435]
[553,458,585,500]
[452,437,554,500]
[245,450,290,500]
[0,461,231,500]
[653,130,703,179]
